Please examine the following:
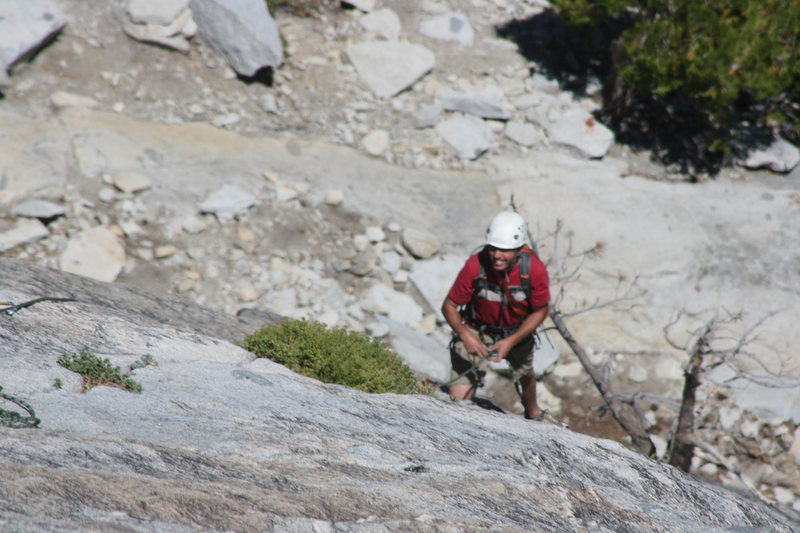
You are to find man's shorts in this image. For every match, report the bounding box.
[449,324,534,387]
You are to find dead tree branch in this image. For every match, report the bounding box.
[663,309,788,472]
[510,197,655,456]
[548,307,656,456]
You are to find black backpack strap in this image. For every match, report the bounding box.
[519,250,531,301]
[464,247,488,324]
[518,250,542,348]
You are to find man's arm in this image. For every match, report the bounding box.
[442,296,490,357]
[490,304,548,360]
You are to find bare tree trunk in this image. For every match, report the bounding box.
[549,305,655,457]
[601,41,634,125]
[667,329,708,470]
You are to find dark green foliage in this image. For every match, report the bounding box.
[542,0,800,175]
[243,320,427,394]
[58,349,143,393]
[553,0,799,107]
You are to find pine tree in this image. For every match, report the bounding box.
[551,0,800,174]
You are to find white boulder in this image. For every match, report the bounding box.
[59,227,126,282]
[419,12,474,46]
[346,41,435,98]
[742,136,800,173]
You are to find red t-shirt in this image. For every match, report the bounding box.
[447,249,550,328]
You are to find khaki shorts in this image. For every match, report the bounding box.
[449,324,534,386]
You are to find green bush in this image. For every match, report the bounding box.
[242,320,427,394]
[553,0,799,109]
[58,349,143,394]
[550,0,800,172]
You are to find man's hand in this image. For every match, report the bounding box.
[485,305,549,362]
[460,330,489,358]
[443,296,491,358]
[488,337,515,361]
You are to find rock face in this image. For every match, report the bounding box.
[1,0,800,519]
[0,258,796,533]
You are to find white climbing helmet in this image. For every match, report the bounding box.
[485,210,527,249]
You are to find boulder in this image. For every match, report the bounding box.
[419,12,475,46]
[111,171,152,194]
[359,8,401,41]
[360,282,424,327]
[361,129,390,156]
[199,184,257,220]
[437,90,510,120]
[122,7,195,54]
[127,0,190,25]
[10,199,66,220]
[346,41,435,98]
[742,136,800,173]
[401,227,441,259]
[437,114,493,160]
[58,227,127,283]
[50,91,100,109]
[546,107,615,159]
[342,0,376,12]
[413,100,443,129]
[409,254,465,320]
[190,0,283,76]
[0,0,66,86]
[378,315,450,381]
[0,218,49,252]
[505,120,541,147]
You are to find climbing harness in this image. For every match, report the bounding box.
[0,385,40,428]
[463,245,535,333]
[1,297,77,316]
[445,245,544,390]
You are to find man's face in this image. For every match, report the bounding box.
[487,246,520,273]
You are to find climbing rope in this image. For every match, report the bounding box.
[0,297,76,428]
[439,351,497,388]
[0,385,40,428]
[1,297,77,316]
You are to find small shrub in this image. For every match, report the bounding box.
[242,320,427,394]
[129,353,157,371]
[53,378,63,390]
[58,349,143,394]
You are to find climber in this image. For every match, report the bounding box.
[441,209,550,419]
